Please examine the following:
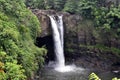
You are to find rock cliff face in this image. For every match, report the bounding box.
[33,9,83,61]
[33,9,120,71]
[33,9,84,57]
[32,9,82,37]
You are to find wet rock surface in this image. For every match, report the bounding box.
[65,50,120,73]
[32,9,82,37]
[33,9,120,72]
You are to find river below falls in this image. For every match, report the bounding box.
[35,66,120,80]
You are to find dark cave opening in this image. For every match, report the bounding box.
[36,35,55,63]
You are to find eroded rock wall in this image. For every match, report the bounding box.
[33,9,120,71]
[33,9,83,54]
[33,9,120,56]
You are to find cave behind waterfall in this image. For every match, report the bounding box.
[36,35,55,63]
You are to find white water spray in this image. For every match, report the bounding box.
[57,16,64,48]
[49,15,77,72]
[49,16,65,68]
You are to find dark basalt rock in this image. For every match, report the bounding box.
[32,9,82,37]
[33,9,120,71]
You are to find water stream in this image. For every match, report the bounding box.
[37,67,119,80]
[49,15,65,69]
[38,15,120,80]
[49,15,76,72]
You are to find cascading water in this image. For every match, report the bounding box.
[49,15,76,72]
[57,16,64,49]
[49,15,65,68]
[40,16,113,80]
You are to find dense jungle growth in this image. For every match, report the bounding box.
[26,0,120,52]
[0,0,120,80]
[0,0,46,80]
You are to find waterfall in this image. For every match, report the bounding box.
[49,15,65,68]
[57,16,64,49]
[49,15,76,72]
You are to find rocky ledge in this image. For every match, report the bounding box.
[33,9,120,73]
[32,9,82,37]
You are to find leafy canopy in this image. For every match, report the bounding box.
[0,0,46,79]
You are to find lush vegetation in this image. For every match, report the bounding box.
[25,0,120,29]
[0,0,46,79]
[25,0,66,11]
[32,0,120,56]
[0,0,120,79]
[25,0,120,34]
[89,73,120,80]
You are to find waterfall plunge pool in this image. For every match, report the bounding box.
[36,66,120,80]
[35,15,120,80]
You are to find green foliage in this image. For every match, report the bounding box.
[89,72,101,80]
[76,0,96,18]
[53,0,66,11]
[106,5,120,29]
[64,0,95,15]
[25,0,66,11]
[80,44,120,56]
[63,0,78,14]
[92,4,120,29]
[5,61,26,80]
[89,73,120,80]
[112,77,120,80]
[0,70,6,80]
[92,7,108,27]
[25,0,45,9]
[0,0,46,79]
[0,0,26,16]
